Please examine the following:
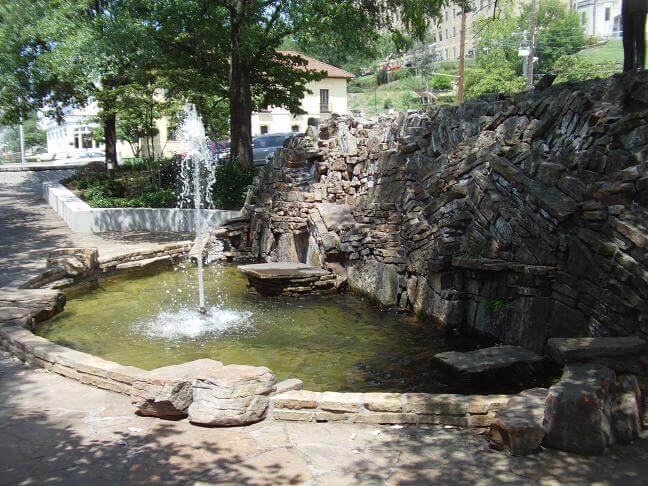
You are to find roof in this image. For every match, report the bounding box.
[278,51,354,79]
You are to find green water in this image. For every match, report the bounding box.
[37,265,466,392]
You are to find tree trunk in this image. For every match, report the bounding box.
[103,110,118,178]
[228,3,253,170]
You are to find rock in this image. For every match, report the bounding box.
[47,247,98,277]
[315,203,355,231]
[115,255,173,271]
[543,364,616,455]
[547,337,648,365]
[271,390,319,410]
[347,259,398,306]
[0,289,65,323]
[188,364,276,426]
[131,359,223,418]
[0,307,34,330]
[433,345,545,382]
[274,378,304,394]
[611,375,642,443]
[490,388,548,455]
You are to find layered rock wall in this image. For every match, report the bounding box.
[225,73,648,352]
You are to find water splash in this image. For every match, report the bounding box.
[178,106,215,313]
[136,307,253,340]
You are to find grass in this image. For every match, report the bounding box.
[577,39,623,65]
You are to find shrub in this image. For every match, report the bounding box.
[430,74,453,91]
[212,160,257,209]
[137,189,177,208]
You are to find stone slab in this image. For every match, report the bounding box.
[547,337,648,365]
[237,263,330,280]
[433,345,544,378]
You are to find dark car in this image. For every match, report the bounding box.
[252,133,293,166]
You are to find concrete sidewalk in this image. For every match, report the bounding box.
[0,170,188,287]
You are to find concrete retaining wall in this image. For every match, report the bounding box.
[43,182,241,233]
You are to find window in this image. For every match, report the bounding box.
[260,125,269,135]
[82,133,93,149]
[291,125,300,133]
[439,31,443,41]
[320,89,330,113]
[445,48,449,59]
[167,127,177,141]
[605,8,610,21]
[453,26,456,37]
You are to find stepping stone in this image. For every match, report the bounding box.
[547,337,647,365]
[490,388,548,455]
[433,345,545,381]
[238,263,335,296]
[238,262,330,280]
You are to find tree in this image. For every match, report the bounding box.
[0,112,46,152]
[468,0,585,97]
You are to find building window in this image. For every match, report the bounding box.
[291,125,300,133]
[82,133,93,149]
[320,89,330,113]
[167,127,177,141]
[260,125,269,135]
[439,31,443,41]
[453,26,456,37]
[605,8,610,21]
[445,48,449,59]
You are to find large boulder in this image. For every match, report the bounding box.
[47,247,99,276]
[547,337,647,365]
[188,364,276,426]
[490,388,548,455]
[543,364,616,455]
[131,359,223,418]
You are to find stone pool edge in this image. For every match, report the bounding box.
[0,243,513,430]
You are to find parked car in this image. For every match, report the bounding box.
[252,133,293,166]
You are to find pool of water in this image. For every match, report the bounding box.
[37,264,476,392]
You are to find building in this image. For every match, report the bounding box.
[572,0,622,38]
[41,101,187,161]
[251,52,354,136]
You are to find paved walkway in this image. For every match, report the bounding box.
[0,170,188,287]
[0,170,647,484]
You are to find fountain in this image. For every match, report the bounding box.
[178,106,216,314]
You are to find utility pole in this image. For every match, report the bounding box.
[527,0,537,90]
[18,110,26,165]
[457,9,467,104]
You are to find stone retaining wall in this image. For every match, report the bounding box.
[220,72,648,352]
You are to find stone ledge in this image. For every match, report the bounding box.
[270,391,512,427]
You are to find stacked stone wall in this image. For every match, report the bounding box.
[224,72,648,352]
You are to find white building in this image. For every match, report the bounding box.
[572,0,622,38]
[251,52,354,136]
[40,103,105,158]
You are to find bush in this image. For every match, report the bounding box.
[212,160,257,209]
[430,74,453,91]
[137,189,177,208]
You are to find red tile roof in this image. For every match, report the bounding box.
[278,51,354,79]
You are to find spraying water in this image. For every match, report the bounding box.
[178,106,214,314]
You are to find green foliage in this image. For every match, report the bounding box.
[430,74,453,91]
[211,160,257,210]
[0,112,46,152]
[470,0,585,96]
[465,50,526,99]
[485,298,512,315]
[552,55,617,84]
[400,91,421,110]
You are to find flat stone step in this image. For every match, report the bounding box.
[238,263,330,280]
[433,345,545,380]
[547,337,648,365]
